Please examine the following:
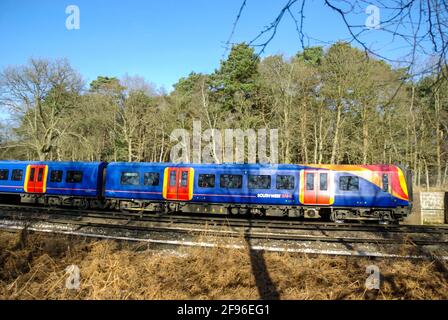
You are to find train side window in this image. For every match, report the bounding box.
[220,174,242,189]
[320,173,328,191]
[339,176,359,191]
[276,175,295,190]
[382,174,389,192]
[198,174,215,188]
[144,172,160,186]
[181,171,188,187]
[50,170,63,183]
[120,172,139,186]
[37,168,43,182]
[11,169,23,181]
[169,171,177,186]
[306,173,314,190]
[0,169,8,180]
[66,171,83,183]
[29,168,35,181]
[248,175,271,189]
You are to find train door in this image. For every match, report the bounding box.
[300,170,333,205]
[163,167,194,201]
[381,172,391,193]
[25,165,47,193]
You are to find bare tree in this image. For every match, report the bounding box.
[0,58,83,160]
[230,0,448,79]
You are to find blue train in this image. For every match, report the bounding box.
[0,160,413,223]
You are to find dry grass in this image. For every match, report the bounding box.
[0,230,447,300]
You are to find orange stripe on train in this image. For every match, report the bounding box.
[304,164,409,201]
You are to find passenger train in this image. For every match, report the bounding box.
[0,161,413,223]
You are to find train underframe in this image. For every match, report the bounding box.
[2,192,412,224]
[12,193,411,224]
[121,200,409,224]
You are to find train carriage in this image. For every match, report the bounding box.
[102,162,412,222]
[104,162,166,211]
[0,160,412,223]
[0,161,28,195]
[0,161,106,207]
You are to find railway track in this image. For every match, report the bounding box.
[0,203,447,246]
[0,202,447,232]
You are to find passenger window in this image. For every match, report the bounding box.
[0,169,9,180]
[181,171,188,187]
[306,173,314,191]
[120,172,139,186]
[169,171,177,186]
[37,168,43,182]
[320,173,328,191]
[11,169,23,181]
[66,171,83,183]
[144,172,160,186]
[198,174,215,188]
[382,173,389,192]
[220,174,242,189]
[50,170,63,183]
[29,168,35,181]
[339,176,359,191]
[276,175,294,190]
[248,175,271,189]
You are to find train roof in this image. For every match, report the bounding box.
[107,162,303,170]
[0,160,105,166]
[0,161,406,172]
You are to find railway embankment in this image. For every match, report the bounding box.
[0,230,448,299]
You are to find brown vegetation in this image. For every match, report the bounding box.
[0,230,447,300]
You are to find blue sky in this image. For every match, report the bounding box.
[0,0,415,92]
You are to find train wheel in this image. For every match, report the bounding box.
[77,199,89,210]
[330,211,344,224]
[119,201,134,213]
[166,202,177,213]
[228,207,239,216]
[90,199,104,209]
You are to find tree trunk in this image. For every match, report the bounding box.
[331,104,342,164]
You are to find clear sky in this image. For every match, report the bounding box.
[0,0,415,92]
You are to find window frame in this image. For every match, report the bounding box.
[219,174,243,189]
[143,172,160,186]
[306,172,314,191]
[120,172,140,186]
[169,170,177,187]
[339,175,359,191]
[248,174,271,190]
[11,169,23,181]
[0,169,9,181]
[66,170,84,184]
[198,174,216,188]
[319,173,328,191]
[180,171,188,187]
[29,168,35,181]
[276,175,295,190]
[382,173,389,192]
[50,170,63,183]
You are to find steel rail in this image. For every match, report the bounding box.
[0,207,446,246]
[0,203,446,235]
